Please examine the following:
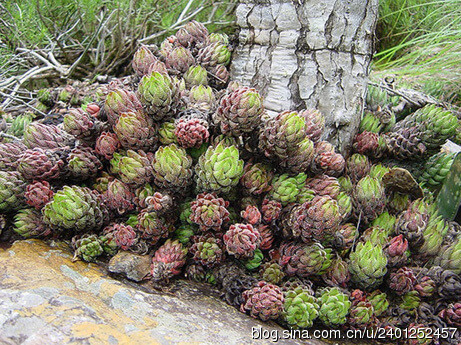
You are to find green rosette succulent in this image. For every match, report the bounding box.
[72,234,104,262]
[174,224,197,245]
[184,65,208,86]
[158,120,177,145]
[367,290,389,317]
[13,208,50,238]
[282,287,319,328]
[270,173,307,206]
[152,144,193,192]
[0,171,26,212]
[260,262,285,284]
[110,150,153,187]
[244,249,264,270]
[138,71,178,121]
[317,287,351,327]
[42,186,105,232]
[434,234,461,274]
[195,142,244,194]
[349,240,388,289]
[419,152,455,190]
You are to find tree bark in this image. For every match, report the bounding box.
[230,0,379,154]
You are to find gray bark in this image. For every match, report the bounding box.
[230,0,379,154]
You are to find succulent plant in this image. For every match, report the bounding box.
[224,223,261,259]
[184,65,208,86]
[95,132,121,160]
[114,111,158,151]
[174,117,209,149]
[346,154,371,183]
[213,87,263,136]
[67,147,103,180]
[110,150,153,187]
[240,281,284,321]
[104,89,143,126]
[132,45,157,77]
[389,267,417,295]
[165,46,195,74]
[13,208,51,238]
[24,180,54,210]
[317,287,351,327]
[103,179,135,215]
[278,242,333,277]
[244,248,264,270]
[151,144,193,192]
[138,72,178,121]
[434,234,461,274]
[352,175,386,224]
[197,42,231,69]
[72,234,104,262]
[17,148,66,181]
[23,123,74,150]
[195,142,244,194]
[190,234,224,267]
[0,171,27,212]
[260,262,285,285]
[270,173,307,206]
[349,240,388,289]
[151,239,188,283]
[42,185,106,232]
[282,287,319,328]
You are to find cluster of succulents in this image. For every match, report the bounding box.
[0,21,460,344]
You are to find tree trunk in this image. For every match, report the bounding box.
[230,0,379,154]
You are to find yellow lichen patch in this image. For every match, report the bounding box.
[72,322,158,345]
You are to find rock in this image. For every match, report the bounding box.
[0,240,324,345]
[108,250,151,282]
[382,167,424,199]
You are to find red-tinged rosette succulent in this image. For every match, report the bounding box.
[438,303,461,327]
[333,223,359,252]
[404,323,434,345]
[137,210,171,245]
[385,235,409,267]
[210,64,229,88]
[95,132,121,160]
[23,123,74,150]
[348,300,376,330]
[103,179,135,215]
[144,192,174,215]
[165,46,195,74]
[241,205,261,226]
[353,131,380,156]
[305,175,340,198]
[147,60,168,75]
[0,142,27,171]
[151,239,188,284]
[67,146,103,180]
[323,257,350,288]
[299,109,325,143]
[132,45,158,77]
[114,111,158,151]
[290,195,342,244]
[258,225,274,250]
[240,281,284,321]
[103,223,138,251]
[346,153,371,183]
[261,198,282,223]
[395,209,429,249]
[104,89,143,127]
[213,86,263,136]
[174,117,210,149]
[175,21,209,49]
[278,242,333,277]
[17,148,65,181]
[190,192,230,231]
[24,181,54,210]
[197,42,231,69]
[311,145,345,177]
[86,103,100,117]
[240,163,273,196]
[190,233,225,268]
[63,108,96,144]
[414,276,436,298]
[389,267,417,295]
[223,223,261,259]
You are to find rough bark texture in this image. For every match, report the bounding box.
[231,0,379,154]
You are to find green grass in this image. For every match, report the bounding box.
[374,0,461,105]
